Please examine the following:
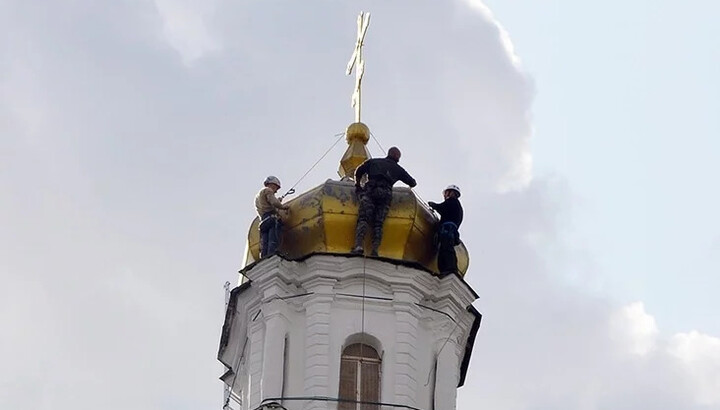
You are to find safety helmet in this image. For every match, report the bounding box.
[444,184,461,197]
[264,176,282,188]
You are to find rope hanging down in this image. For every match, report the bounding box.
[360,255,367,363]
[367,130,431,207]
[279,132,346,200]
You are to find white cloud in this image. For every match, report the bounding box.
[437,0,535,192]
[153,0,221,64]
[459,181,720,410]
[461,0,524,69]
[610,301,659,356]
[668,331,720,406]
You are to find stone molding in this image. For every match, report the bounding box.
[221,254,479,410]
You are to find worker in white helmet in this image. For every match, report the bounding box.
[428,185,463,275]
[255,176,291,257]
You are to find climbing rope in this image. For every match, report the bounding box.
[369,130,431,207]
[369,130,385,155]
[412,189,431,208]
[224,335,248,410]
[360,255,367,361]
[425,313,460,387]
[279,132,345,199]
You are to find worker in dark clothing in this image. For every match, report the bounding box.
[428,185,463,275]
[352,147,417,256]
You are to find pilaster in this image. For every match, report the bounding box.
[392,285,422,407]
[247,315,265,410]
[435,339,462,410]
[302,277,336,410]
[261,299,289,402]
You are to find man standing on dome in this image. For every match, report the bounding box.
[352,147,417,256]
[428,185,464,275]
[255,176,290,258]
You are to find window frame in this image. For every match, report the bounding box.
[338,343,381,410]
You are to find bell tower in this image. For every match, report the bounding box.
[218,12,481,410]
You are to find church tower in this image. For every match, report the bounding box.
[218,12,481,410]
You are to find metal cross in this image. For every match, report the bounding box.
[346,11,371,123]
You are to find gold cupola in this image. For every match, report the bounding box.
[243,123,470,276]
[338,122,371,178]
[242,12,469,275]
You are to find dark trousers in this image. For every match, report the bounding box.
[437,222,460,274]
[259,212,282,258]
[354,180,393,253]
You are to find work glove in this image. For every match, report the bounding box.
[428,201,437,209]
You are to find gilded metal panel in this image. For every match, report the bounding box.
[245,179,469,276]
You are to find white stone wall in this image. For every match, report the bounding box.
[220,255,478,410]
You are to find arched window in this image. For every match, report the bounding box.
[338,343,381,410]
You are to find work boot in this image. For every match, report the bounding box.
[370,249,379,257]
[351,246,364,255]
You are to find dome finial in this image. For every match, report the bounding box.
[338,122,370,178]
[340,11,372,179]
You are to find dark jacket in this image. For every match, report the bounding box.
[354,157,417,187]
[429,197,463,227]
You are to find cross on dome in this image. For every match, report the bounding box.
[346,11,371,122]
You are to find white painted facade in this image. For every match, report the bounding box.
[218,254,479,410]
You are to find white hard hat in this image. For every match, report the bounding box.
[444,184,461,197]
[264,176,282,188]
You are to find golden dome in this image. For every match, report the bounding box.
[345,122,370,144]
[243,179,470,276]
[338,122,371,179]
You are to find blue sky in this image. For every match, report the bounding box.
[1,1,719,409]
[486,0,720,335]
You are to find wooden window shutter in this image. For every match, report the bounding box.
[360,361,380,410]
[339,357,358,410]
[338,343,381,410]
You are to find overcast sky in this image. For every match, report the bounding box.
[1,1,719,409]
